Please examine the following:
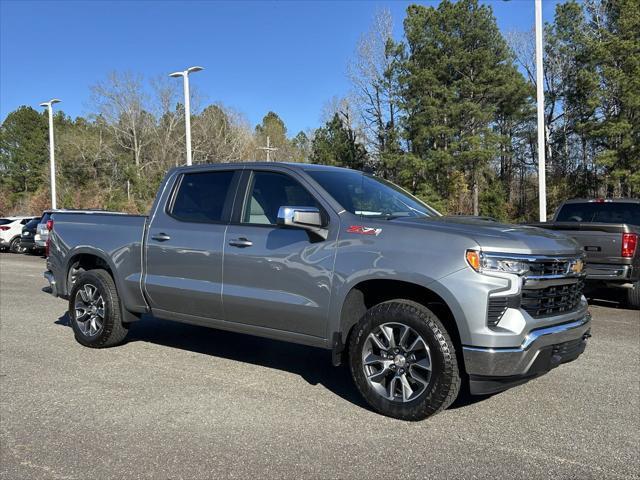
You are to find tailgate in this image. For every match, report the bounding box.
[565,230,622,265]
[527,222,633,265]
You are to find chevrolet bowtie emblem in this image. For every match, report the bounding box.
[571,259,584,274]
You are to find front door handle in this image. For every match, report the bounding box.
[151,233,171,242]
[228,238,253,248]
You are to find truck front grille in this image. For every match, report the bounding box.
[528,260,571,277]
[484,254,585,327]
[521,280,584,318]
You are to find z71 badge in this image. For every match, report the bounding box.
[346,225,382,236]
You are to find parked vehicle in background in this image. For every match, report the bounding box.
[530,199,639,308]
[35,211,53,250]
[0,216,37,253]
[44,162,591,420]
[20,217,44,254]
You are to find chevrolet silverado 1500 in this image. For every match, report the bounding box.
[45,163,591,420]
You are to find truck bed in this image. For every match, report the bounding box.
[47,211,148,312]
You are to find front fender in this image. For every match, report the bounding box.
[325,224,477,346]
[327,267,473,347]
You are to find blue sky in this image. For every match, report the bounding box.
[1,0,562,135]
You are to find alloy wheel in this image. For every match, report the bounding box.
[74,284,105,337]
[362,322,432,402]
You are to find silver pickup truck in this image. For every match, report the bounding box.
[45,162,591,420]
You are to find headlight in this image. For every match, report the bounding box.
[466,250,529,275]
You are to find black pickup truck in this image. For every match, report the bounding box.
[530,199,639,308]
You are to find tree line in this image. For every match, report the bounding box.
[1,0,638,220]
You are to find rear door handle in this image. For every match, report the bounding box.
[228,238,253,248]
[151,233,171,242]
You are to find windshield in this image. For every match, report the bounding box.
[556,202,640,226]
[25,218,39,228]
[306,169,439,219]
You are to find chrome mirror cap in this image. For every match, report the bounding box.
[277,206,327,239]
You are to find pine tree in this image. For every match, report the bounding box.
[400,0,526,215]
[310,113,368,169]
[0,106,49,197]
[592,0,640,196]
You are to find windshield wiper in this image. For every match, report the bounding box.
[363,212,411,220]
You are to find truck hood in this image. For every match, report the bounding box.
[392,216,581,256]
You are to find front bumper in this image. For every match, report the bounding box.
[463,312,591,394]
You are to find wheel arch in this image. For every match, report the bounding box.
[65,249,115,293]
[64,248,140,323]
[334,279,467,373]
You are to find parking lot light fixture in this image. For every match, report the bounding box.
[169,66,204,166]
[39,99,61,210]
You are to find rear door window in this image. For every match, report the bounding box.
[169,170,236,223]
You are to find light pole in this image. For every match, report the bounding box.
[39,99,61,210]
[535,0,547,221]
[169,66,204,166]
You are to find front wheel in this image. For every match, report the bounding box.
[69,269,129,348]
[348,300,461,421]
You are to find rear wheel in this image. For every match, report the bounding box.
[69,269,129,348]
[627,282,640,309]
[348,300,461,420]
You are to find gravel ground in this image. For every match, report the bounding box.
[1,253,638,479]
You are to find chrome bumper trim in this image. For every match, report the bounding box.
[585,264,632,281]
[463,312,591,377]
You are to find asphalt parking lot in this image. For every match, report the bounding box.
[1,253,638,479]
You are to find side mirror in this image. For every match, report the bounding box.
[277,206,328,239]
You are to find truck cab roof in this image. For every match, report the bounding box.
[169,161,355,175]
[561,198,640,204]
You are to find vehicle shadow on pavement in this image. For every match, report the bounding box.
[448,385,494,410]
[55,312,372,412]
[55,312,496,413]
[585,287,634,310]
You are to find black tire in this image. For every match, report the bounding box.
[68,269,129,348]
[627,282,640,309]
[9,237,23,253]
[348,300,461,421]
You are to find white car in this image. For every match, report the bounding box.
[0,217,38,253]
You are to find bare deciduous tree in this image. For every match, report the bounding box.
[91,71,155,172]
[347,9,399,160]
[149,76,183,169]
[192,103,253,164]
